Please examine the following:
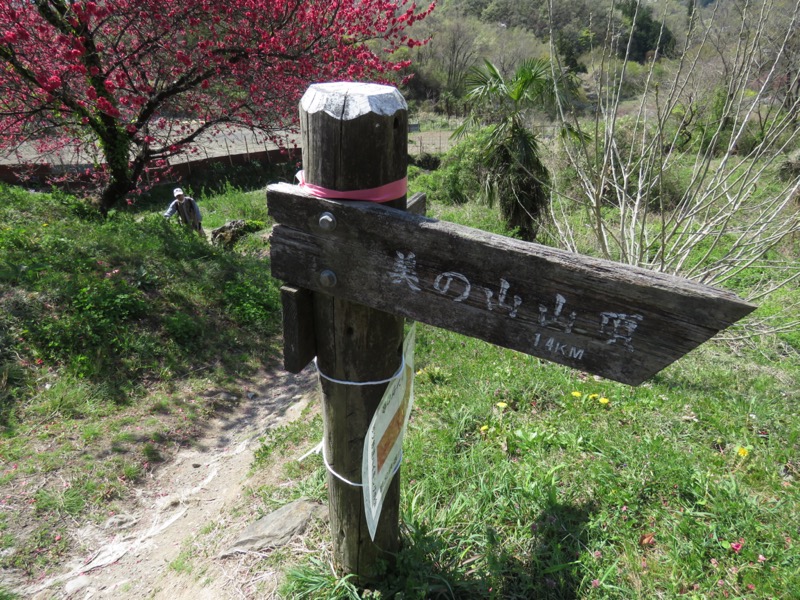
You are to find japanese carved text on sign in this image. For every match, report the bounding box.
[267,184,755,385]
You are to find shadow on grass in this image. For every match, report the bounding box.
[348,500,594,599]
[94,362,317,468]
[511,501,595,599]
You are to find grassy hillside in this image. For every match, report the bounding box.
[1,174,798,598]
[0,183,282,584]
[260,179,800,598]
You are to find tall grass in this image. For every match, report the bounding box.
[0,182,280,578]
[266,198,799,598]
[1,173,797,596]
[0,185,278,392]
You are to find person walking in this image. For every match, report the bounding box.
[163,187,203,234]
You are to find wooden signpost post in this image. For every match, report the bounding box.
[267,82,756,580]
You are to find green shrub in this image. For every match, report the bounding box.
[23,276,148,378]
[164,311,204,346]
[223,266,281,330]
[409,152,441,170]
[410,133,485,205]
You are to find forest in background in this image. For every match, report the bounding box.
[401,0,792,112]
[398,0,799,322]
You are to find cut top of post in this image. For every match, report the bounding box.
[301,82,407,120]
[299,82,408,199]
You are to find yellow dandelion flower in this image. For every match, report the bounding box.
[737,447,749,458]
[599,397,610,405]
[589,394,599,399]
[480,425,489,432]
[571,391,582,398]
[496,402,508,409]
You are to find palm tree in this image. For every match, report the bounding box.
[454,59,557,241]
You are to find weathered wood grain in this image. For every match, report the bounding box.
[280,285,316,373]
[298,82,407,579]
[268,184,755,386]
[300,82,408,194]
[407,191,426,216]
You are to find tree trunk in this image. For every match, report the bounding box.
[97,125,134,214]
[98,176,131,216]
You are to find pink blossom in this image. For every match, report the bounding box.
[39,75,62,92]
[96,97,120,117]
[0,0,433,208]
[758,554,766,563]
[591,579,600,588]
[731,539,744,554]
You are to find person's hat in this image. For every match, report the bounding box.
[173,187,184,197]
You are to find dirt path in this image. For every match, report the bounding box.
[23,365,319,600]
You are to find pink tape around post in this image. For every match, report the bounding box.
[296,170,407,203]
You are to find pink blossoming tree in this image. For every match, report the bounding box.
[0,0,432,212]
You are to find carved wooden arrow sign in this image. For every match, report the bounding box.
[268,183,756,385]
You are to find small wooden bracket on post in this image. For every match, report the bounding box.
[407,191,426,216]
[280,285,315,374]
